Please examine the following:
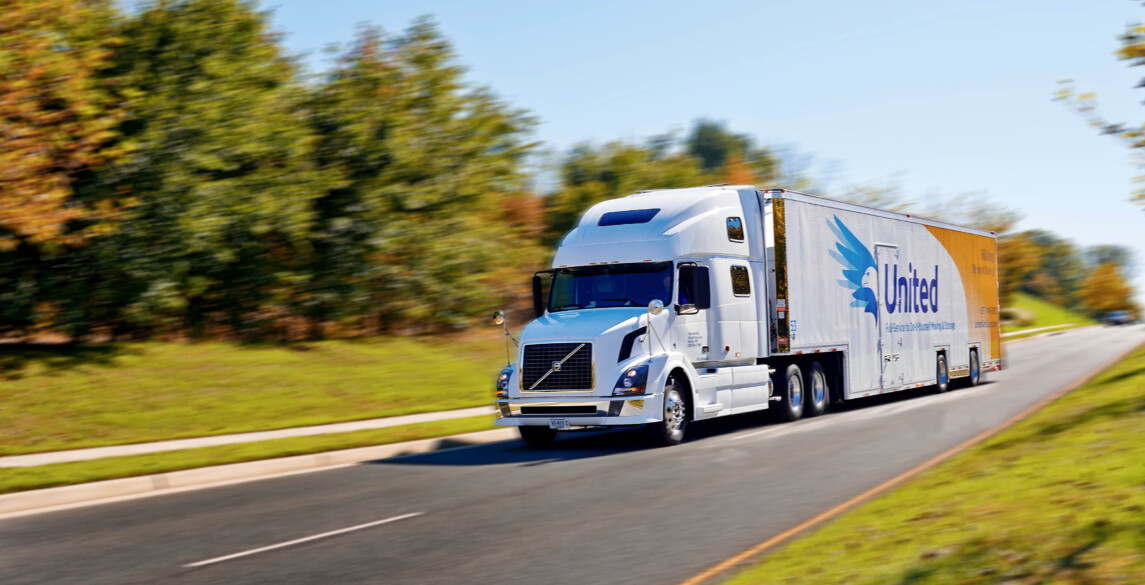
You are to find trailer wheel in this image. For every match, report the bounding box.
[935,353,950,393]
[519,426,557,447]
[647,376,688,446]
[967,350,982,387]
[804,361,829,417]
[772,364,805,422]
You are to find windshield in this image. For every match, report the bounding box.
[548,262,673,312]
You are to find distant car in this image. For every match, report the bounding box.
[1103,311,1133,326]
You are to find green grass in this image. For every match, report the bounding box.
[723,343,1145,585]
[0,415,496,495]
[0,334,509,456]
[1003,292,1095,334]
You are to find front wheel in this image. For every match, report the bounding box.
[647,377,688,446]
[519,426,557,447]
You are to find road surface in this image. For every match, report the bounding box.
[3,325,1142,585]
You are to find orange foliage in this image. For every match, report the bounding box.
[723,154,756,185]
[0,0,122,249]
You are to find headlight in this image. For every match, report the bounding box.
[613,363,649,396]
[496,365,514,398]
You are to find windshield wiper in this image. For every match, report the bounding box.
[555,304,584,311]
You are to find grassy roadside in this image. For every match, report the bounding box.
[722,343,1145,585]
[1003,292,1094,335]
[0,335,508,456]
[0,416,496,495]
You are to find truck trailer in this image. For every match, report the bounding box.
[493,185,1002,446]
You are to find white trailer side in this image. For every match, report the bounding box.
[766,190,1001,399]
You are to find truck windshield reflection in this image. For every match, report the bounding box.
[548,262,672,312]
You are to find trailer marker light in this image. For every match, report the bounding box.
[814,349,821,353]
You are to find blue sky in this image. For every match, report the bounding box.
[267,0,1144,294]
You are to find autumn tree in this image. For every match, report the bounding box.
[0,0,124,250]
[1079,263,1136,317]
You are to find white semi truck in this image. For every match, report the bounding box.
[493,185,1002,446]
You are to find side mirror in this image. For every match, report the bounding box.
[648,299,664,315]
[492,311,506,325]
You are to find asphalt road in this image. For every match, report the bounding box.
[4,325,1144,585]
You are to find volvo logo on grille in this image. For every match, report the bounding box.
[551,361,562,372]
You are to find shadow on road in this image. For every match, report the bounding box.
[376,380,993,468]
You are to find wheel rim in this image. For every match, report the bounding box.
[664,390,686,431]
[790,376,803,408]
[812,373,825,406]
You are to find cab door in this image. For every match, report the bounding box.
[672,261,711,365]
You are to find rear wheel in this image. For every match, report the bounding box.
[804,361,829,417]
[647,376,688,446]
[772,364,805,422]
[519,426,557,447]
[967,350,982,387]
[935,353,950,393]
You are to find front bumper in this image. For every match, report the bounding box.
[494,394,662,427]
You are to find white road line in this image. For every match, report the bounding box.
[184,512,423,568]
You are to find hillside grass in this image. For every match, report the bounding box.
[723,343,1145,585]
[1003,292,1095,334]
[0,334,509,456]
[0,416,496,495]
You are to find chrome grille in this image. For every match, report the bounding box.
[522,343,593,391]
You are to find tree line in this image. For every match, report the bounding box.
[0,0,1135,342]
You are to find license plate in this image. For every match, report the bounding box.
[548,418,570,430]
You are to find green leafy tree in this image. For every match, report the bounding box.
[308,20,539,333]
[544,140,710,244]
[61,0,334,338]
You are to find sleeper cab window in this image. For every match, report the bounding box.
[730,266,750,296]
[726,217,744,242]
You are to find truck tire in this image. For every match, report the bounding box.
[772,364,805,422]
[967,350,982,387]
[647,376,688,446]
[804,361,829,417]
[519,426,557,447]
[935,353,950,393]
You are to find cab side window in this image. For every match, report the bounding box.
[677,265,711,311]
[730,266,750,296]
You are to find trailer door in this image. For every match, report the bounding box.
[876,245,903,390]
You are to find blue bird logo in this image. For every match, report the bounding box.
[828,216,878,323]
